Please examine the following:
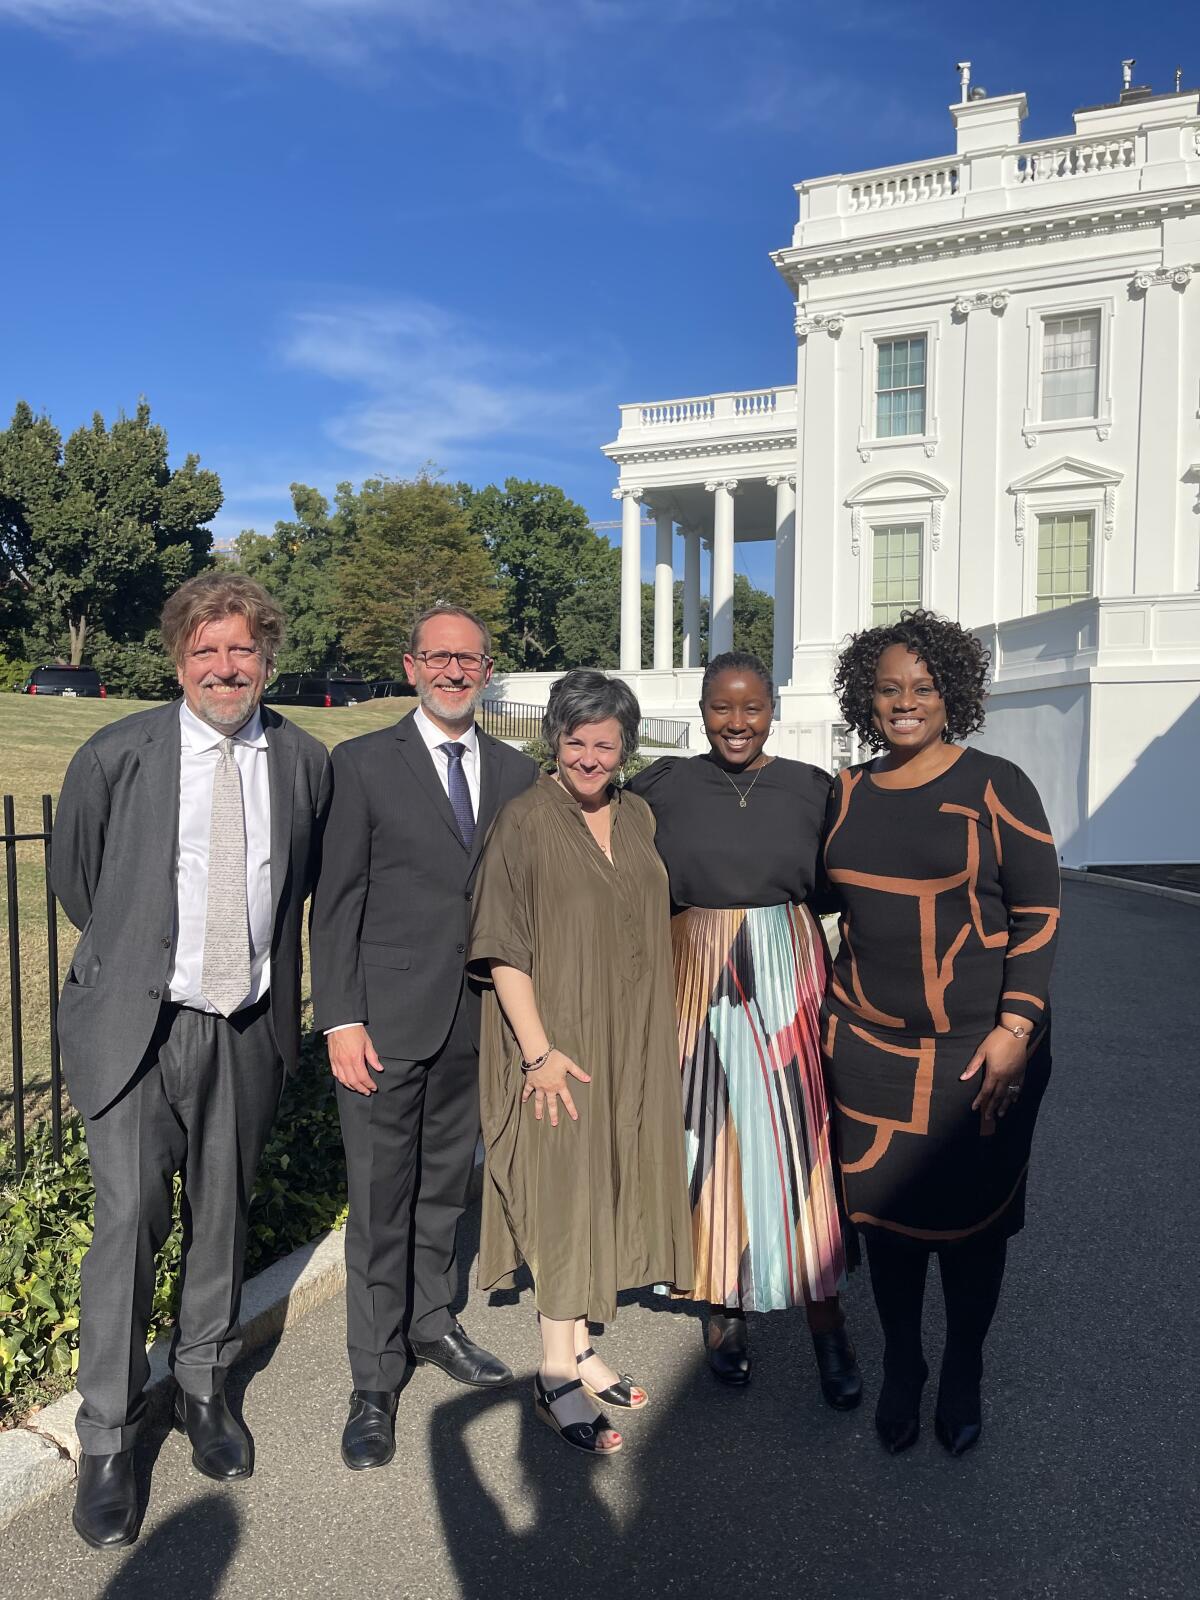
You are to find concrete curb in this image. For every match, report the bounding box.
[0,1225,349,1533]
[1061,867,1200,907]
[0,1157,485,1533]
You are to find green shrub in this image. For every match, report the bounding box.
[520,736,650,784]
[0,654,32,693]
[0,1044,347,1423]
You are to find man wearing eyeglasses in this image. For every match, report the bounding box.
[311,605,538,1470]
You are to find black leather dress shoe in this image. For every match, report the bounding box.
[409,1320,514,1388]
[811,1325,863,1411]
[934,1411,982,1457]
[341,1390,399,1471]
[706,1309,751,1385]
[72,1450,139,1551]
[874,1364,928,1455]
[173,1390,252,1480]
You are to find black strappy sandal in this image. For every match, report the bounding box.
[576,1346,649,1409]
[534,1374,623,1455]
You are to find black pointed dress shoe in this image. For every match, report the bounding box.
[874,1364,928,1455]
[706,1309,751,1385]
[173,1389,253,1480]
[409,1320,514,1388]
[341,1390,399,1471]
[811,1325,863,1411]
[72,1450,139,1551]
[934,1411,982,1457]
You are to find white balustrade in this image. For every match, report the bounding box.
[1012,135,1137,184]
[640,398,715,427]
[846,163,959,212]
[619,387,795,439]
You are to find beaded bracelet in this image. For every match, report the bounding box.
[521,1048,553,1075]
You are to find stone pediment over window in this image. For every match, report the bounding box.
[845,470,949,556]
[1006,456,1122,546]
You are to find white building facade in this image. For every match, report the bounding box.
[594,73,1200,867]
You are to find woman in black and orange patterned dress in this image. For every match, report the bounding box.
[823,610,1060,1459]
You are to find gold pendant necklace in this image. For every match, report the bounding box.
[721,756,771,808]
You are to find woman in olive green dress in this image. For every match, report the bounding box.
[468,671,692,1457]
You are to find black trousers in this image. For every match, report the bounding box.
[336,995,480,1390]
[77,998,283,1455]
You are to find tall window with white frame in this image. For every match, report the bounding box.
[1040,312,1100,421]
[871,523,923,624]
[875,335,927,437]
[1036,512,1094,611]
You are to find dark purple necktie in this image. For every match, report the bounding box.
[441,742,475,850]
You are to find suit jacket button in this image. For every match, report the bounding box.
[161,936,171,949]
[464,890,473,901]
[456,942,466,955]
[148,987,160,1000]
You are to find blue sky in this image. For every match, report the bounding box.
[1,0,1190,591]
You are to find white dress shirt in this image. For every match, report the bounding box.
[168,701,273,1013]
[412,704,481,817]
[326,707,479,1036]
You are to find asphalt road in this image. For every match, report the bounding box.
[4,881,1198,1600]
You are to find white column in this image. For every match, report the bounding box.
[768,474,796,690]
[706,479,738,658]
[653,508,674,670]
[615,486,643,672]
[954,299,1004,624]
[682,526,702,669]
[1133,275,1185,594]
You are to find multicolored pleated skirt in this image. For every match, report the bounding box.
[671,902,846,1311]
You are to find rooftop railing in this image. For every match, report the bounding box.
[615,385,796,439]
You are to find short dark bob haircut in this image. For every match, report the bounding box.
[832,608,990,752]
[701,650,774,705]
[542,669,642,763]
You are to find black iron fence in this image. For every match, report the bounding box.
[481,700,689,751]
[2,795,63,1175]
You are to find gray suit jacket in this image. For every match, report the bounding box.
[309,712,538,1061]
[52,700,333,1118]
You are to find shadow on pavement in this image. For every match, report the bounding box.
[96,1491,239,1600]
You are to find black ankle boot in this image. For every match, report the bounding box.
[72,1450,139,1550]
[173,1389,253,1480]
[810,1324,863,1411]
[874,1359,928,1455]
[706,1309,751,1385]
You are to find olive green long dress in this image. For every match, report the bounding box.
[468,775,693,1324]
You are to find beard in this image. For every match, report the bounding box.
[194,680,260,732]
[417,679,486,726]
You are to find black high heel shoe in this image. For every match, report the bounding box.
[576,1346,648,1409]
[706,1308,751,1385]
[810,1324,863,1411]
[934,1358,983,1457]
[874,1361,928,1455]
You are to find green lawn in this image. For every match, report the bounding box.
[0,694,431,1142]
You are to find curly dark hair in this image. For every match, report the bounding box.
[832,609,990,752]
[701,650,774,704]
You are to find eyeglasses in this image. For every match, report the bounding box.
[414,650,491,674]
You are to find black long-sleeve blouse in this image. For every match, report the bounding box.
[822,747,1061,1042]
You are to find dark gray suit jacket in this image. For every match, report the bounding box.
[52,700,333,1118]
[309,712,538,1061]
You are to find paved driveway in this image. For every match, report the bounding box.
[4,881,1198,1599]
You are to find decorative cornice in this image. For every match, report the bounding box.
[952,289,1010,318]
[704,479,741,494]
[794,308,845,338]
[606,434,795,467]
[1131,264,1193,293]
[611,486,644,501]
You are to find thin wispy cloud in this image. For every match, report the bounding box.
[279,296,611,472]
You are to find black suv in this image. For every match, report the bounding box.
[369,678,416,699]
[262,673,373,708]
[19,665,107,698]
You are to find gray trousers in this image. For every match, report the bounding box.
[337,996,479,1390]
[76,999,284,1455]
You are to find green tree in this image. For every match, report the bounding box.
[230,485,344,673]
[462,479,628,671]
[334,473,504,675]
[732,573,774,666]
[0,399,219,685]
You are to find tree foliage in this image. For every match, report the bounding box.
[334,473,505,676]
[230,484,344,673]
[461,479,618,671]
[0,400,219,690]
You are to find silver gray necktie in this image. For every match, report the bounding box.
[201,737,251,1016]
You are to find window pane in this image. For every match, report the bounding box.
[1036,512,1094,610]
[871,524,923,623]
[1041,312,1100,420]
[875,335,928,438]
